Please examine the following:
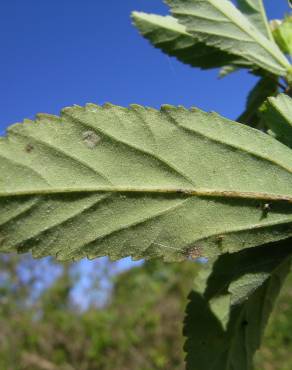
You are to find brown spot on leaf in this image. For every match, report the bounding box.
[241,320,248,327]
[186,245,202,260]
[215,235,225,249]
[25,144,34,153]
[259,203,272,219]
[82,131,101,148]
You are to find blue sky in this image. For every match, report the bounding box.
[0,0,291,307]
[0,0,290,134]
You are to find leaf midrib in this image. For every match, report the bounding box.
[256,0,273,40]
[2,187,292,203]
[133,13,190,37]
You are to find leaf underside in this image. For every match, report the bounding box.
[235,0,273,40]
[2,104,292,261]
[184,239,292,370]
[132,12,249,70]
[165,0,289,76]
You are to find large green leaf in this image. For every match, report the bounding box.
[235,0,273,40]
[132,12,249,70]
[184,239,292,370]
[261,93,292,148]
[2,104,292,261]
[238,76,278,126]
[166,0,290,76]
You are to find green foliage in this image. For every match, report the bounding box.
[238,76,278,125]
[1,0,292,369]
[235,0,273,40]
[184,240,292,370]
[0,256,291,370]
[272,16,292,56]
[0,257,197,370]
[132,13,247,70]
[255,269,292,370]
[261,93,292,147]
[165,0,289,75]
[2,105,292,262]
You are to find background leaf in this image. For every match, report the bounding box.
[238,76,278,126]
[2,104,292,261]
[184,239,292,370]
[261,93,292,148]
[166,0,290,76]
[272,16,292,56]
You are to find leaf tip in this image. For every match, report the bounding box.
[131,10,141,20]
[35,113,60,124]
[130,103,144,111]
[160,104,176,112]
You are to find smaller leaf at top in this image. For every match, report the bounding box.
[260,93,292,148]
[166,0,290,76]
[132,12,249,70]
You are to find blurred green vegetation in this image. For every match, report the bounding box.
[255,271,292,370]
[0,255,291,370]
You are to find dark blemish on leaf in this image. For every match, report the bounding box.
[82,131,101,149]
[25,144,34,153]
[263,203,271,211]
[241,320,248,327]
[259,203,272,219]
[186,245,202,260]
[103,103,114,109]
[215,235,225,249]
[161,104,175,111]
[183,189,194,195]
[176,189,193,195]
